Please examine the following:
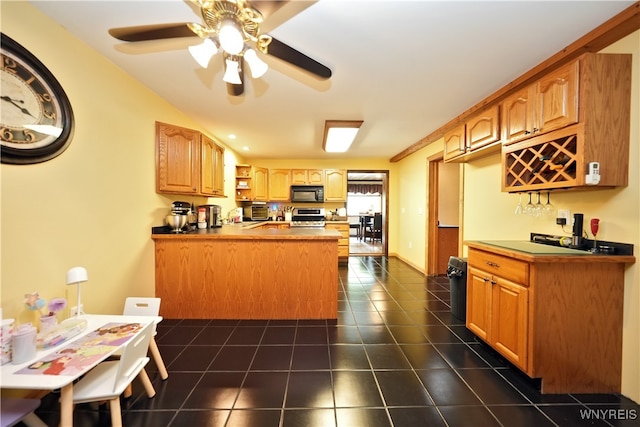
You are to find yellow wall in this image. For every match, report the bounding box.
[0,2,242,322]
[395,31,640,402]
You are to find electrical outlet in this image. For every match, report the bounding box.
[70,304,84,316]
[557,209,571,225]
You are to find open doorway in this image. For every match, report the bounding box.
[427,156,462,274]
[346,170,389,256]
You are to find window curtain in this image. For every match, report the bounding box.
[348,183,382,194]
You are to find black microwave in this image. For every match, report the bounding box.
[290,185,324,203]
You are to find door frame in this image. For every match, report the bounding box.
[347,169,389,256]
[427,153,463,274]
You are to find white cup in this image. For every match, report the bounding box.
[12,324,37,364]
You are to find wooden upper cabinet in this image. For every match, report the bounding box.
[466,105,500,151]
[324,169,347,201]
[501,87,533,144]
[444,105,500,163]
[200,134,225,196]
[253,167,269,201]
[291,169,324,185]
[156,122,200,194]
[535,60,578,135]
[502,53,631,192]
[502,60,578,145]
[443,124,466,162]
[269,169,291,201]
[156,121,224,196]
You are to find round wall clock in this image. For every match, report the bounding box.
[1,33,74,164]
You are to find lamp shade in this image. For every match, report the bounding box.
[188,38,218,68]
[244,49,268,78]
[223,59,242,84]
[219,19,244,55]
[66,266,88,285]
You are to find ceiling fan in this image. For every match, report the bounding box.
[108,0,332,96]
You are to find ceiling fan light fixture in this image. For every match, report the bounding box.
[244,48,268,78]
[219,19,244,55]
[223,58,242,84]
[323,120,364,153]
[188,38,218,68]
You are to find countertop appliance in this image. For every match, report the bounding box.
[170,201,191,215]
[244,203,269,221]
[290,185,324,203]
[291,207,326,228]
[198,204,222,228]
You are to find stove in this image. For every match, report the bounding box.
[291,207,326,228]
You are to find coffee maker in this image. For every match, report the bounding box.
[198,204,222,228]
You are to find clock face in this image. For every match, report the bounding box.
[0,34,74,164]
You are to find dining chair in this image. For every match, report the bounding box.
[122,297,168,381]
[0,398,47,427]
[71,322,155,427]
[366,213,382,243]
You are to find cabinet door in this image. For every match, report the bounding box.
[443,124,466,161]
[269,169,291,201]
[200,135,224,196]
[501,87,534,144]
[535,60,578,135]
[324,169,347,201]
[491,277,529,370]
[156,122,200,194]
[467,105,500,151]
[253,167,269,201]
[307,169,325,184]
[291,169,308,185]
[466,266,492,342]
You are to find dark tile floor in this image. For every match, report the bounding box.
[32,257,639,426]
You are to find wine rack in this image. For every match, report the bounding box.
[503,129,580,192]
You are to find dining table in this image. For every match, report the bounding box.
[0,313,160,427]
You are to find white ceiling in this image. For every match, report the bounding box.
[31,0,635,160]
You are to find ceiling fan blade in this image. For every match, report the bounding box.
[109,23,197,42]
[265,37,332,79]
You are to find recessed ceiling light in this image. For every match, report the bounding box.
[228,134,237,139]
[242,146,250,151]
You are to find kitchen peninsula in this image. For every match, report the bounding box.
[151,224,341,319]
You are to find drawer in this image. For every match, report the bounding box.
[338,238,349,247]
[337,245,349,257]
[468,248,529,285]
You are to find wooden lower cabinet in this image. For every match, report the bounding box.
[466,244,632,394]
[325,222,349,261]
[467,265,529,371]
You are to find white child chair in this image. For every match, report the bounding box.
[0,398,47,427]
[122,297,168,381]
[71,322,156,427]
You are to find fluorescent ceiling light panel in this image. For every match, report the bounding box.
[323,120,363,152]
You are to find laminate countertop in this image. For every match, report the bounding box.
[466,240,635,264]
[152,223,341,241]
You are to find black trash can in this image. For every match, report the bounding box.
[446,256,468,321]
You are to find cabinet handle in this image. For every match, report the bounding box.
[486,261,500,268]
[533,127,539,133]
[524,130,531,135]
[490,279,497,285]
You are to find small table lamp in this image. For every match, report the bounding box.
[66,267,88,317]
